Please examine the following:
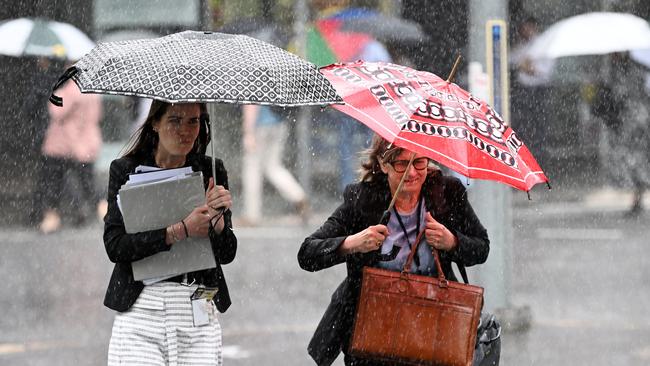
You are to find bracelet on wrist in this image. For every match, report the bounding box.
[181,220,190,238]
[170,224,180,242]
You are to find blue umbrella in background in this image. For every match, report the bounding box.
[327,7,426,44]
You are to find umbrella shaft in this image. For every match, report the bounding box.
[387,152,417,211]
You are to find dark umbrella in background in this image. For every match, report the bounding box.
[218,17,291,48]
[50,30,342,180]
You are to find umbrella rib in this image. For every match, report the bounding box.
[338,102,543,186]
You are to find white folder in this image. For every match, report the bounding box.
[118,172,217,281]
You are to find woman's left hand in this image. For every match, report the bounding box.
[424,212,458,251]
[206,178,232,231]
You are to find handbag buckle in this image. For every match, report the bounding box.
[438,279,449,288]
[398,272,409,292]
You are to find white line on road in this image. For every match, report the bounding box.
[233,227,308,239]
[222,345,251,359]
[0,323,317,357]
[0,340,79,355]
[535,228,624,240]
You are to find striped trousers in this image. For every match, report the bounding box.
[108,282,223,365]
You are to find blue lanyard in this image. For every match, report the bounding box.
[392,196,423,267]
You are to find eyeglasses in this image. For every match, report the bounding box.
[389,157,429,173]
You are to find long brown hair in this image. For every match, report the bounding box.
[359,134,439,182]
[122,100,210,159]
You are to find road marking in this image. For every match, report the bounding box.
[0,340,78,355]
[233,227,308,239]
[536,317,650,330]
[634,345,650,360]
[0,323,316,357]
[223,323,317,336]
[535,228,624,240]
[0,341,253,360]
[222,345,251,359]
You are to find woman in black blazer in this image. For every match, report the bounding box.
[298,135,489,366]
[103,100,236,365]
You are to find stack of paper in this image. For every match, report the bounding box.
[118,165,217,282]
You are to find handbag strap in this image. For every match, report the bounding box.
[402,229,446,282]
[456,263,469,284]
[401,229,471,285]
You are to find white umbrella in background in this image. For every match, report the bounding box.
[0,17,95,60]
[631,48,650,69]
[526,12,650,60]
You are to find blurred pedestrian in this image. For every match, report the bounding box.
[298,134,490,365]
[36,67,105,233]
[103,101,237,365]
[592,52,650,217]
[310,0,392,193]
[509,16,554,87]
[23,56,63,227]
[241,104,309,225]
[509,16,554,166]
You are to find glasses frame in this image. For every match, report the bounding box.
[388,157,430,173]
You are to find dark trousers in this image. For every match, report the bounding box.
[35,156,99,220]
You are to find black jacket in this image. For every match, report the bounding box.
[297,171,489,365]
[103,153,237,313]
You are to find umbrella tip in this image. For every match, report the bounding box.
[446,53,463,83]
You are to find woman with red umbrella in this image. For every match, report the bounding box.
[298,134,490,365]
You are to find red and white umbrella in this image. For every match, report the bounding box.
[320,61,549,192]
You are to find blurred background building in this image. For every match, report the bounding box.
[2,0,650,225]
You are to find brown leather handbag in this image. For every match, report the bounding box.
[349,230,484,366]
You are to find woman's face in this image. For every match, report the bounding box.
[153,103,201,159]
[380,150,429,197]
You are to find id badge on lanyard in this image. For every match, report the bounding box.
[190,286,218,326]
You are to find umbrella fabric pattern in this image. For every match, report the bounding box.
[51,31,342,107]
[0,17,95,60]
[321,61,548,191]
[526,12,650,59]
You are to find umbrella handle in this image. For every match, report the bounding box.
[379,210,391,225]
[49,66,78,107]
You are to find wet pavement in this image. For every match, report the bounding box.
[1,185,649,365]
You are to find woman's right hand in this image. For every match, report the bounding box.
[338,225,389,255]
[182,205,212,238]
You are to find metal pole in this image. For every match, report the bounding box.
[469,0,531,331]
[293,0,312,195]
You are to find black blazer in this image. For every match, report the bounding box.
[103,153,237,313]
[297,171,489,365]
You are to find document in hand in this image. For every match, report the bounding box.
[118,171,217,281]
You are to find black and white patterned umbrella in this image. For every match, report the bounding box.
[50,30,342,107]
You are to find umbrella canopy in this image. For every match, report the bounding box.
[526,12,650,59]
[320,61,548,192]
[0,17,95,60]
[328,7,425,44]
[50,30,342,107]
[307,18,372,66]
